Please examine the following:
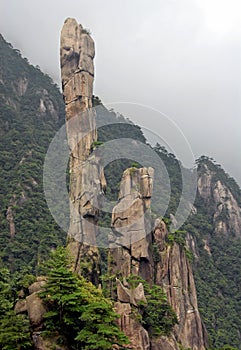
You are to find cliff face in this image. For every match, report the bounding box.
[60,18,106,283]
[108,167,207,350]
[197,163,241,237]
[153,220,208,350]
[109,167,154,282]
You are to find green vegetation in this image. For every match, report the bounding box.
[0,263,32,349]
[0,311,32,350]
[0,34,66,274]
[125,275,178,337]
[91,140,103,147]
[81,28,91,35]
[40,247,129,349]
[184,157,241,349]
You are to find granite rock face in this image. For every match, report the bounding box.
[109,167,154,282]
[153,219,208,350]
[108,167,208,350]
[60,18,106,282]
[114,302,150,350]
[198,164,241,237]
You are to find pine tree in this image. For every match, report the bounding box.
[0,311,32,350]
[76,301,128,349]
[0,264,32,349]
[40,247,129,349]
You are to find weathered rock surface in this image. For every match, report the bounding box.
[15,279,68,350]
[116,278,147,306]
[108,167,207,349]
[28,280,46,294]
[198,164,241,237]
[26,293,46,328]
[6,206,15,238]
[14,299,27,313]
[115,302,150,350]
[109,167,154,282]
[59,18,208,350]
[151,335,179,350]
[60,18,106,282]
[108,167,153,349]
[153,219,208,350]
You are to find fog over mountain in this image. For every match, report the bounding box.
[1,0,240,184]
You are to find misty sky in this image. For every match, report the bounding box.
[1,0,241,185]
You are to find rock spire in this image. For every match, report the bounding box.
[60,18,106,283]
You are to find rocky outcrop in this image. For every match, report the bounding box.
[116,278,147,306]
[60,18,106,282]
[108,167,207,349]
[15,277,68,350]
[198,164,241,237]
[153,219,208,350]
[12,76,28,96]
[6,206,15,238]
[151,335,179,350]
[114,302,150,350]
[108,167,153,349]
[109,167,154,282]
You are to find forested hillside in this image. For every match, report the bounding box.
[0,34,67,276]
[0,34,240,349]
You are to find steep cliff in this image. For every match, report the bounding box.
[109,167,154,282]
[60,18,106,283]
[197,160,241,237]
[153,220,208,350]
[108,166,208,349]
[187,157,241,348]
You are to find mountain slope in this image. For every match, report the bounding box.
[186,157,241,348]
[0,34,66,274]
[0,34,240,349]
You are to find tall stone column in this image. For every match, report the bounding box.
[60,18,106,284]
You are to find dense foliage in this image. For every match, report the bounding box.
[0,34,66,274]
[0,263,32,349]
[40,247,129,349]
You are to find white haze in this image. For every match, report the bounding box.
[0,0,241,185]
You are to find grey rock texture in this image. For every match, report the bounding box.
[153,219,208,350]
[114,302,150,350]
[198,164,241,237]
[108,167,208,350]
[109,167,154,282]
[60,18,106,282]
